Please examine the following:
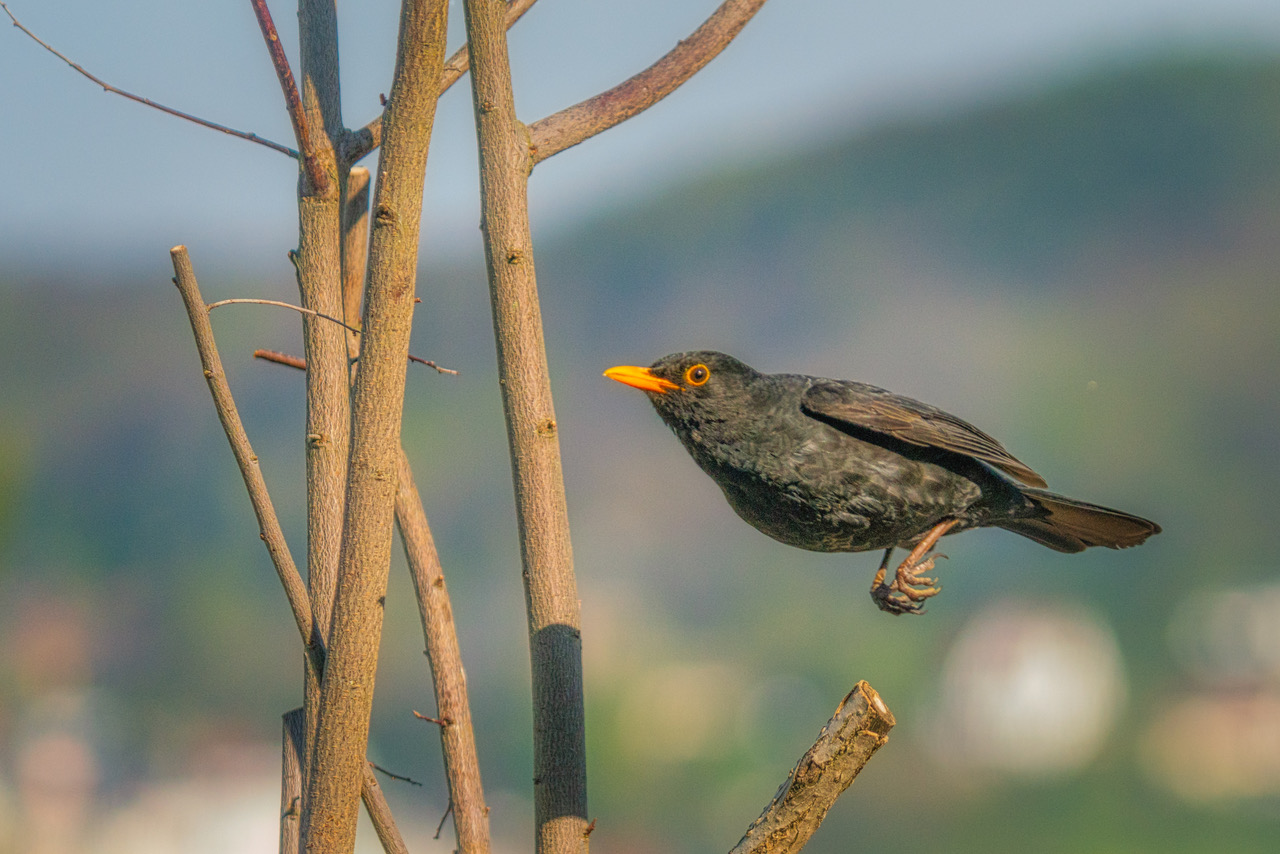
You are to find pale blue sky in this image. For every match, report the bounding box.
[3,0,1280,277]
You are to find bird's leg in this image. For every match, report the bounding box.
[870,518,960,615]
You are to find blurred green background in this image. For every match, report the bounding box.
[3,9,1280,854]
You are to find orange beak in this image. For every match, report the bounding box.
[604,364,680,394]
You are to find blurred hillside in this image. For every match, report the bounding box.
[2,51,1279,852]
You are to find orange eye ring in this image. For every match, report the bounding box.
[685,364,710,386]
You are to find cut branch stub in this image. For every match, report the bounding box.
[731,681,895,854]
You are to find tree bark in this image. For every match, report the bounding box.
[462,1,588,851]
[301,1,451,850]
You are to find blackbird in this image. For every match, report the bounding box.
[605,351,1160,614]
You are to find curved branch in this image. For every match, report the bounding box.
[527,0,768,165]
[0,1,297,157]
[341,0,539,165]
[731,682,895,854]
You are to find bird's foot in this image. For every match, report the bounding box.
[869,519,960,616]
[871,553,946,615]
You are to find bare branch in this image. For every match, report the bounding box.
[280,708,305,854]
[251,346,458,376]
[369,763,423,787]
[301,0,452,848]
[463,0,587,850]
[207,297,362,336]
[0,1,297,157]
[255,349,308,370]
[172,247,408,853]
[360,764,411,854]
[527,0,768,165]
[407,354,459,375]
[342,0,539,165]
[731,682,895,854]
[248,0,332,193]
[170,246,317,659]
[397,448,492,852]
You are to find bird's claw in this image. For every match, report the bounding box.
[871,554,947,616]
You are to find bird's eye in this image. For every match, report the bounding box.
[685,364,710,386]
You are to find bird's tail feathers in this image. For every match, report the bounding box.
[997,488,1160,553]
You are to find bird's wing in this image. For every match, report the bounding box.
[800,380,1048,487]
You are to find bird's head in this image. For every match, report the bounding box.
[604,350,760,428]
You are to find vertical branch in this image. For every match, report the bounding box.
[301,0,451,850]
[461,1,587,852]
[280,709,305,854]
[293,0,349,832]
[396,449,491,853]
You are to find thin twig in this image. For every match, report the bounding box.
[207,297,363,336]
[342,0,539,165]
[434,802,455,840]
[408,354,460,375]
[730,682,895,854]
[412,710,453,726]
[0,1,297,157]
[249,0,331,193]
[253,347,458,376]
[527,0,769,164]
[254,349,308,371]
[369,763,424,787]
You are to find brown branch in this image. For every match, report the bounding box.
[413,710,452,726]
[0,1,297,158]
[397,448,492,853]
[369,763,423,787]
[255,349,309,370]
[360,764,411,854]
[280,708,305,854]
[170,246,317,659]
[249,0,331,193]
[408,354,460,375]
[434,802,456,840]
[342,0,539,165]
[462,1,587,851]
[730,682,895,854]
[207,297,362,336]
[171,247,407,853]
[300,0,452,849]
[527,0,769,165]
[252,347,457,375]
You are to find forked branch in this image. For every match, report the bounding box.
[342,0,539,164]
[248,0,332,194]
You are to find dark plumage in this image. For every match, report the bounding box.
[605,351,1160,614]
